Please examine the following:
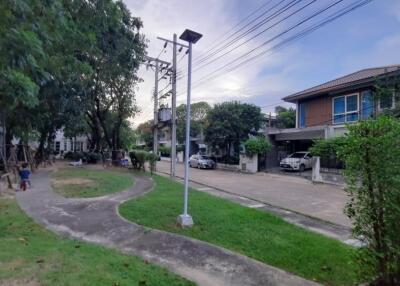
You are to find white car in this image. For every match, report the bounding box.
[280,152,312,172]
[189,155,215,169]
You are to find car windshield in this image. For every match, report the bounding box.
[289,153,306,158]
[199,156,210,160]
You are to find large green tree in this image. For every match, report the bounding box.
[205,101,263,157]
[176,101,211,143]
[275,106,296,128]
[0,0,146,163]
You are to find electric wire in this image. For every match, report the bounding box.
[194,0,316,71]
[190,0,372,91]
[195,0,303,66]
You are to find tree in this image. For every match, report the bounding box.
[244,137,272,156]
[0,0,94,163]
[74,0,146,151]
[275,106,296,128]
[136,120,153,149]
[205,101,263,158]
[338,116,400,285]
[176,102,211,144]
[0,0,146,163]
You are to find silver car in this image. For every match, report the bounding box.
[189,155,215,169]
[280,152,312,172]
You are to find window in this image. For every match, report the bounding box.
[299,102,306,128]
[361,90,374,120]
[333,94,359,124]
[75,141,82,151]
[55,141,60,152]
[64,141,67,151]
[378,90,398,110]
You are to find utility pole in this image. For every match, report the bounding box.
[145,56,170,157]
[170,33,178,177]
[153,60,159,155]
[157,35,183,178]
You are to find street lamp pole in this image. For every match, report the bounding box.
[183,40,192,217]
[177,29,202,228]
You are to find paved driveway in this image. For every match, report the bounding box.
[157,161,351,227]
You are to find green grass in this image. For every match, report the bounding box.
[0,196,194,286]
[51,167,134,198]
[120,175,360,286]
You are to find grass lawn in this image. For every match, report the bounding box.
[51,167,133,198]
[120,175,360,286]
[0,195,194,286]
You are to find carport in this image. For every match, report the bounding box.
[262,126,327,169]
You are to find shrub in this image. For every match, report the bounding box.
[146,153,159,175]
[159,146,171,157]
[84,152,102,164]
[338,116,400,285]
[310,137,348,158]
[244,137,271,156]
[63,151,74,160]
[129,150,147,171]
[215,155,239,165]
[176,145,184,153]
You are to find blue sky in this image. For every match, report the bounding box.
[124,0,400,124]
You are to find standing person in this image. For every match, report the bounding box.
[18,163,31,191]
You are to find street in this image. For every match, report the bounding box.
[157,161,351,227]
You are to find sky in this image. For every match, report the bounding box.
[123,0,400,126]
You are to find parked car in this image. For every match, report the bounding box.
[189,155,215,169]
[280,152,312,172]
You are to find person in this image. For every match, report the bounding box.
[19,163,31,191]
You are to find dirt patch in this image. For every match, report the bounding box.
[52,178,95,189]
[0,278,41,286]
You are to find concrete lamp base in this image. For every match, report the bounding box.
[177,214,194,228]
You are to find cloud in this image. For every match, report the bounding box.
[124,0,399,126]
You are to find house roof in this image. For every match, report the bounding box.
[283,65,400,103]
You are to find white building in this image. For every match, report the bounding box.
[53,130,89,154]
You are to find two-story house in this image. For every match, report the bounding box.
[265,65,400,167]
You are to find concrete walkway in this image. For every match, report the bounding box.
[157,161,351,227]
[16,169,319,286]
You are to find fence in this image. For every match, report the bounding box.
[320,156,344,173]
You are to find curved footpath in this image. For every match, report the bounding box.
[16,169,320,286]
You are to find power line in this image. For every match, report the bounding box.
[194,0,316,71]
[190,0,372,91]
[195,0,303,66]
[192,0,346,85]
[195,0,284,63]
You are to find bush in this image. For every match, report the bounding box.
[63,151,101,164]
[159,146,171,157]
[129,150,147,171]
[84,152,102,164]
[244,137,271,156]
[310,137,347,158]
[176,145,184,153]
[146,153,159,175]
[310,137,347,169]
[338,116,400,285]
[63,151,74,160]
[215,155,239,165]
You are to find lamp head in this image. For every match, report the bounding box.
[179,29,202,44]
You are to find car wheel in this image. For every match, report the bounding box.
[299,164,305,172]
